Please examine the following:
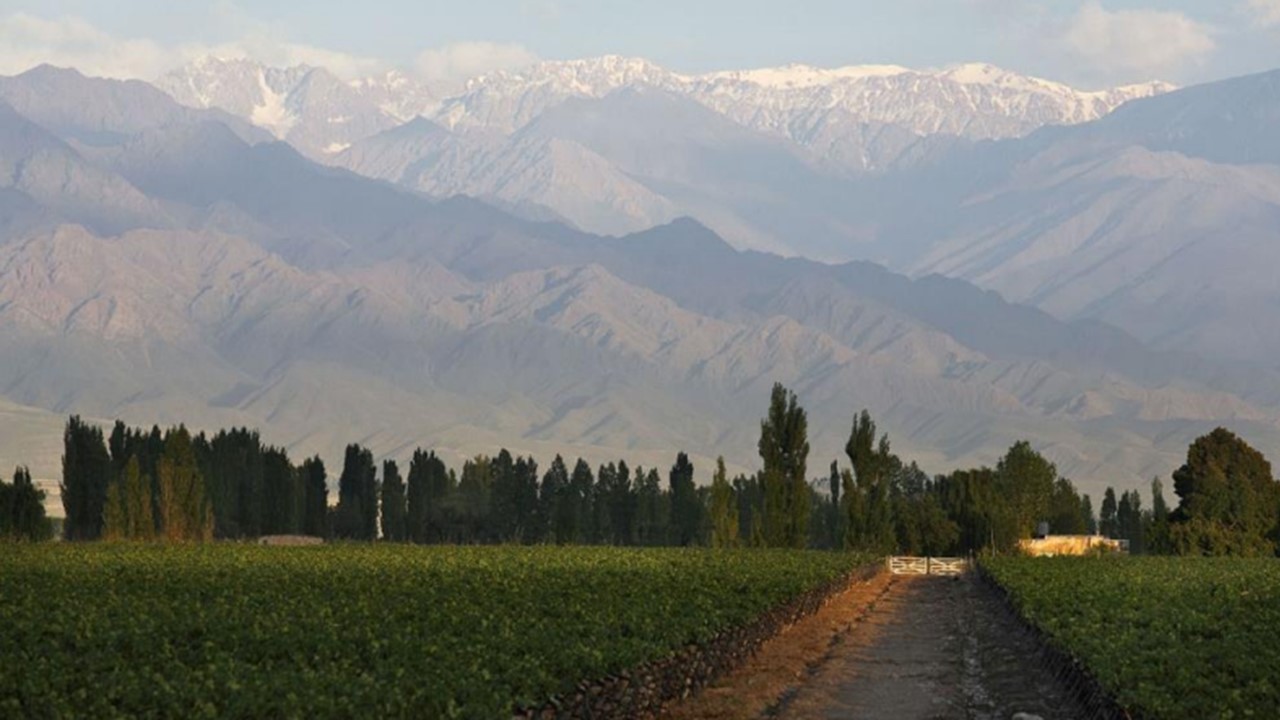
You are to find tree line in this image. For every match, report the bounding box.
[30,384,1280,556]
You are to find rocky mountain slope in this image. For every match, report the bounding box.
[854,69,1280,364]
[0,68,1276,505]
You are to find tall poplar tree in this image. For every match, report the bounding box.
[262,447,298,535]
[301,457,328,538]
[61,416,111,541]
[1100,488,1118,538]
[122,456,154,540]
[569,458,595,544]
[845,410,898,551]
[759,384,810,548]
[709,456,739,548]
[103,477,127,541]
[669,452,700,546]
[540,456,571,544]
[334,444,378,541]
[456,455,492,543]
[380,460,407,542]
[156,427,214,542]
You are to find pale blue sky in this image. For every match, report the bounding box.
[2,0,1279,88]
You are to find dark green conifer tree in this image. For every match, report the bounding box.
[540,455,570,544]
[60,416,111,541]
[669,452,700,546]
[1100,487,1118,539]
[1,466,53,541]
[569,458,595,543]
[301,457,328,538]
[380,460,407,542]
[334,444,378,540]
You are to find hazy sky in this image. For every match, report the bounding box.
[2,0,1279,88]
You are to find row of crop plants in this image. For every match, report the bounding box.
[983,556,1280,719]
[0,544,873,718]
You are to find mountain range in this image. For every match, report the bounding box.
[0,58,1277,509]
[153,57,1280,361]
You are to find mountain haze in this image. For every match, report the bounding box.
[0,62,1276,509]
[161,55,1172,257]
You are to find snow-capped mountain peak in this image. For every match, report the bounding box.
[156,53,1175,168]
[700,63,911,88]
[433,55,1174,143]
[156,56,441,156]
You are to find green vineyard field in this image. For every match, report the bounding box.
[984,557,1280,719]
[0,545,867,718]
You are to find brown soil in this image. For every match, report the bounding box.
[661,572,1091,720]
[659,568,898,720]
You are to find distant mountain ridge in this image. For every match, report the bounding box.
[435,56,1171,154]
[0,63,1276,506]
[156,54,1171,166]
[146,55,1179,261]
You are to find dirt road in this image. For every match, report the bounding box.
[774,574,1086,720]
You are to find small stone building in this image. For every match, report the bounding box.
[1017,535,1126,556]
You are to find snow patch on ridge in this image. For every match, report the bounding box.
[702,63,912,88]
[249,68,297,138]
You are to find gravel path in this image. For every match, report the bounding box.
[774,574,1088,720]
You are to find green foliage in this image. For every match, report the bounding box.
[843,410,898,553]
[380,460,407,542]
[0,545,871,719]
[986,557,1280,719]
[567,458,594,544]
[103,475,128,542]
[669,453,701,546]
[933,467,1019,554]
[202,428,265,538]
[1169,428,1280,556]
[334,444,378,541]
[537,455,570,544]
[995,441,1056,539]
[102,457,155,542]
[301,457,329,538]
[1046,477,1088,535]
[47,413,1280,560]
[1080,493,1098,535]
[890,463,958,556]
[490,451,539,542]
[1117,489,1144,554]
[0,466,53,542]
[261,448,300,536]
[61,415,111,540]
[759,383,810,548]
[633,466,668,546]
[1146,478,1170,554]
[1100,487,1118,539]
[156,427,214,542]
[708,457,739,548]
[123,457,155,541]
[408,449,452,543]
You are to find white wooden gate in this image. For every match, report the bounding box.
[888,556,969,576]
